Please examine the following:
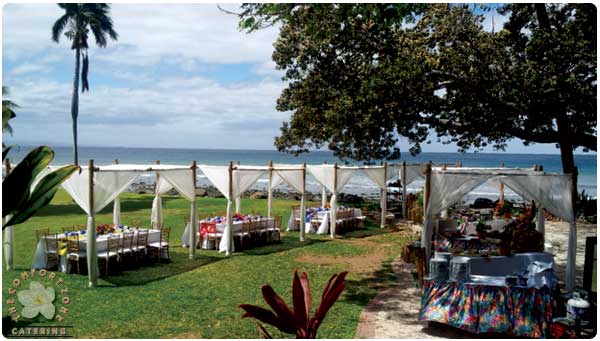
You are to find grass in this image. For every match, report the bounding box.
[2,190,413,338]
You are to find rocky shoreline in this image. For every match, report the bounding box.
[127,180,376,204]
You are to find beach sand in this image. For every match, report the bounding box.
[355,220,597,338]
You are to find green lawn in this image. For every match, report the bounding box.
[2,190,413,338]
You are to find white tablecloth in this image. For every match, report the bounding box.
[287,208,363,235]
[32,229,162,272]
[182,218,274,248]
[465,252,554,276]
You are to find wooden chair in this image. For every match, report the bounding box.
[66,235,85,274]
[99,235,120,277]
[62,226,77,234]
[149,227,171,261]
[35,228,50,243]
[256,217,269,242]
[266,216,282,242]
[133,230,149,263]
[235,221,251,250]
[119,232,135,266]
[42,231,59,270]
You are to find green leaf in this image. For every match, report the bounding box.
[2,146,55,215]
[3,145,12,161]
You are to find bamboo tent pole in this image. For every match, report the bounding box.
[300,162,306,242]
[421,162,433,264]
[380,161,388,228]
[189,160,197,259]
[4,158,14,270]
[566,167,578,291]
[225,161,234,256]
[235,160,241,213]
[112,159,121,226]
[402,161,407,219]
[267,160,273,218]
[86,159,98,287]
[321,160,328,207]
[330,163,338,239]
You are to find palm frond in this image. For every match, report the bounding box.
[51,13,71,42]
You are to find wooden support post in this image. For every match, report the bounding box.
[236,160,241,213]
[112,159,121,227]
[566,167,578,291]
[226,161,234,255]
[87,159,97,287]
[402,161,408,219]
[422,162,433,264]
[268,160,273,218]
[300,162,306,242]
[331,163,338,239]
[4,158,14,270]
[381,161,388,228]
[499,162,505,205]
[190,160,197,259]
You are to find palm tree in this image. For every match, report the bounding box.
[2,86,18,136]
[52,3,118,165]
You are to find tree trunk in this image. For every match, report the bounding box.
[71,48,81,165]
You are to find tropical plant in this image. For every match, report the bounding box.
[2,113,78,229]
[239,270,348,338]
[52,3,118,165]
[2,86,18,137]
[2,146,78,229]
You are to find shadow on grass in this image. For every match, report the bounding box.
[101,252,223,287]
[342,260,399,307]
[240,237,331,256]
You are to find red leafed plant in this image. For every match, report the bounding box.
[239,270,348,339]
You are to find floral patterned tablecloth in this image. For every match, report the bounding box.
[419,279,553,338]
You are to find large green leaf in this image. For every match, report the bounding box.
[4,165,78,228]
[3,145,12,161]
[2,146,55,215]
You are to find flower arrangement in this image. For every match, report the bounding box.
[96,224,115,235]
[232,213,246,221]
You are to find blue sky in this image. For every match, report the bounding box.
[1,3,586,154]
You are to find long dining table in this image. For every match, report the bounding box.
[32,227,162,272]
[181,216,275,249]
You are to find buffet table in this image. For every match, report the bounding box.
[420,280,553,338]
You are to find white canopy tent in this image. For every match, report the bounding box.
[267,163,308,240]
[361,163,401,228]
[41,162,199,287]
[197,163,265,255]
[421,166,578,291]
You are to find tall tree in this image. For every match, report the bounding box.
[237,4,596,172]
[52,3,118,165]
[2,86,18,136]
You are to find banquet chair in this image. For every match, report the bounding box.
[42,231,59,270]
[66,235,85,274]
[149,227,171,262]
[266,216,282,242]
[291,205,302,230]
[119,232,135,266]
[99,235,120,277]
[62,226,77,234]
[235,221,251,250]
[36,228,50,243]
[203,222,221,250]
[256,218,269,242]
[133,230,149,263]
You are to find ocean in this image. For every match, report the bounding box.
[5,145,597,201]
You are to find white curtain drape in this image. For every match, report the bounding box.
[4,215,14,270]
[267,172,283,217]
[113,197,121,226]
[150,176,174,228]
[321,186,327,207]
[362,167,387,228]
[198,165,264,255]
[499,174,576,290]
[423,172,493,259]
[58,167,139,287]
[274,166,306,241]
[307,165,357,237]
[404,165,425,187]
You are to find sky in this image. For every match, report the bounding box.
[0,3,588,154]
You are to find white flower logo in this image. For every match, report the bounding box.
[17,281,56,319]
